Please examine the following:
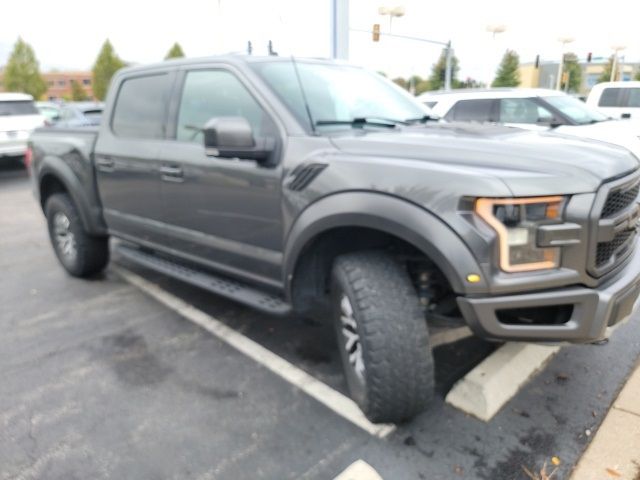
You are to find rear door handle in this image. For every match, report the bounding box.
[96,156,115,172]
[160,165,184,182]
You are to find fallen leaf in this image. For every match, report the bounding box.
[551,456,561,466]
[605,467,622,477]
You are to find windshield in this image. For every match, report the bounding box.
[250,60,429,131]
[543,95,609,125]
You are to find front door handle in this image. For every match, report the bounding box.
[96,156,115,172]
[160,165,184,182]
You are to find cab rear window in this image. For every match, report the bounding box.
[0,100,38,116]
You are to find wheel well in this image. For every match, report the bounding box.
[39,174,68,210]
[290,226,457,320]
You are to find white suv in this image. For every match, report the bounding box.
[419,88,640,155]
[587,81,640,129]
[0,93,45,161]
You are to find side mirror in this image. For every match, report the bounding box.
[203,116,274,163]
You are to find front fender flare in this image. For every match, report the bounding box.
[283,192,488,298]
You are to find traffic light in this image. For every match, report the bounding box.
[372,24,381,42]
[534,54,540,69]
[587,52,592,63]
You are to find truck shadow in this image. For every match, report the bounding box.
[113,256,496,400]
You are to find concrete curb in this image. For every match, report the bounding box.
[333,460,384,480]
[445,342,560,421]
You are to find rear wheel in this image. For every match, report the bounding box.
[45,193,109,277]
[331,251,435,423]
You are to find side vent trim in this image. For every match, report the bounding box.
[286,163,328,191]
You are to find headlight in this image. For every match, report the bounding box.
[475,196,565,272]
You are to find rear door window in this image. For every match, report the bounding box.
[0,100,38,116]
[447,99,495,122]
[111,73,171,139]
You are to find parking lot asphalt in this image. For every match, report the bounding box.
[2,161,640,480]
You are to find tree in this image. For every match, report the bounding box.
[3,37,46,99]
[560,52,582,92]
[165,42,185,60]
[635,70,640,81]
[426,48,460,91]
[458,77,485,89]
[492,50,520,87]
[92,40,125,100]
[597,56,615,83]
[392,77,408,90]
[70,80,89,101]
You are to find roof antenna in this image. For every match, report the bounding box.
[268,40,278,56]
[291,56,316,135]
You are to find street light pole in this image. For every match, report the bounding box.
[486,24,507,87]
[378,5,405,31]
[610,45,626,82]
[556,36,575,90]
[330,0,350,60]
[444,41,453,91]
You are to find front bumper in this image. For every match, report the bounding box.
[457,245,640,343]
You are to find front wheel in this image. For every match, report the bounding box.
[45,193,110,277]
[331,251,435,423]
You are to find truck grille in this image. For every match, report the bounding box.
[602,183,640,218]
[596,230,634,267]
[589,175,640,277]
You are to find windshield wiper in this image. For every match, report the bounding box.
[315,117,403,129]
[405,114,438,124]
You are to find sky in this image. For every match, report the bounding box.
[1,0,638,84]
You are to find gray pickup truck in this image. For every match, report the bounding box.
[28,55,640,423]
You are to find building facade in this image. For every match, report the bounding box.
[0,70,94,101]
[42,71,94,101]
[519,58,640,95]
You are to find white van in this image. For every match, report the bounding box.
[587,81,640,129]
[0,93,46,161]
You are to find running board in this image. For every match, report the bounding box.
[116,244,292,316]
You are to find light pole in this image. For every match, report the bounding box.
[610,45,626,82]
[556,36,575,90]
[486,24,507,87]
[378,5,405,31]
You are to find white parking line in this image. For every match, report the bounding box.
[112,265,396,439]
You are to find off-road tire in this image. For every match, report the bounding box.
[45,193,109,277]
[331,251,435,424]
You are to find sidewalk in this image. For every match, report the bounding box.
[571,362,640,479]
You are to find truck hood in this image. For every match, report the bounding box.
[329,123,640,196]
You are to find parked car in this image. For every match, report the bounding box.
[418,88,640,155]
[28,56,640,423]
[53,102,104,127]
[35,101,62,124]
[0,93,45,161]
[587,81,640,127]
